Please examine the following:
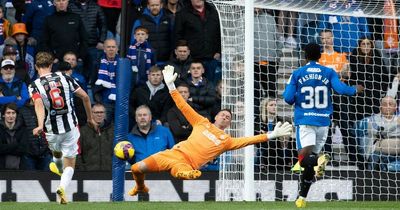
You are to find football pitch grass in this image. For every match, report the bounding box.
[0,201,398,210]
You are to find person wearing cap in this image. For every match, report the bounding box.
[4,23,37,81]
[0,59,29,108]
[2,45,31,86]
[3,45,17,61]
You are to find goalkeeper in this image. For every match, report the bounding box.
[128,65,293,196]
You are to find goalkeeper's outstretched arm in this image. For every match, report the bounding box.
[163,65,206,125]
[227,122,293,150]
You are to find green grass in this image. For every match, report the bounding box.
[0,201,398,210]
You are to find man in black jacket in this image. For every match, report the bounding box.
[0,103,28,170]
[175,0,221,84]
[68,0,107,83]
[184,60,215,118]
[130,65,173,125]
[165,39,192,83]
[40,0,88,64]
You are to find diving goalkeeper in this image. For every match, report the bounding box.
[128,65,293,196]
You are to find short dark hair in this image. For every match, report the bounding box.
[3,45,17,56]
[176,40,189,48]
[304,43,321,61]
[219,108,232,118]
[177,82,190,89]
[190,59,204,67]
[2,103,18,116]
[57,61,71,72]
[320,29,333,35]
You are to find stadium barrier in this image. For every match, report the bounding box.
[0,171,399,202]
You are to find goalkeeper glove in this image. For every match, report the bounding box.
[162,65,178,90]
[267,121,292,140]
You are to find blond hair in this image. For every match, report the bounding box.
[260,98,277,123]
[35,51,54,68]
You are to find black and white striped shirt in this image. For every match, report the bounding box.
[29,72,81,134]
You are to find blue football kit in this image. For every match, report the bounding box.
[283,61,357,127]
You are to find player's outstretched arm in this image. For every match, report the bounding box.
[162,65,206,125]
[162,65,178,91]
[227,122,293,150]
[267,122,293,140]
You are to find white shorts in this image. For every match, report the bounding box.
[45,126,80,158]
[296,125,328,154]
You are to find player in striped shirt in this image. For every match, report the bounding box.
[29,52,97,204]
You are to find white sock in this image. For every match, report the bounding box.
[59,167,74,189]
[53,156,63,172]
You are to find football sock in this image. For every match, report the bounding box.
[131,164,145,189]
[60,167,74,189]
[299,153,318,168]
[299,154,318,198]
[299,166,314,197]
[53,156,63,172]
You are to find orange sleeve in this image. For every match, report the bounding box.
[225,134,268,150]
[170,90,207,125]
[341,53,349,64]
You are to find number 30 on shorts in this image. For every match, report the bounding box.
[300,86,328,109]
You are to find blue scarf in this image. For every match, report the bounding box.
[12,43,36,79]
[25,45,36,79]
[127,40,153,86]
[0,19,4,45]
[95,54,119,101]
[132,0,142,6]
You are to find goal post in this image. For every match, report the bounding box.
[214,0,400,201]
[243,0,255,202]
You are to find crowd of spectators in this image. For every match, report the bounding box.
[0,0,399,173]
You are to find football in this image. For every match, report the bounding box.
[114,141,135,160]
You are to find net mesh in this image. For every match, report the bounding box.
[215,0,400,201]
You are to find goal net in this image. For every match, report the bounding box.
[215,0,400,201]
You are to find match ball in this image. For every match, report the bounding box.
[114,141,135,160]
